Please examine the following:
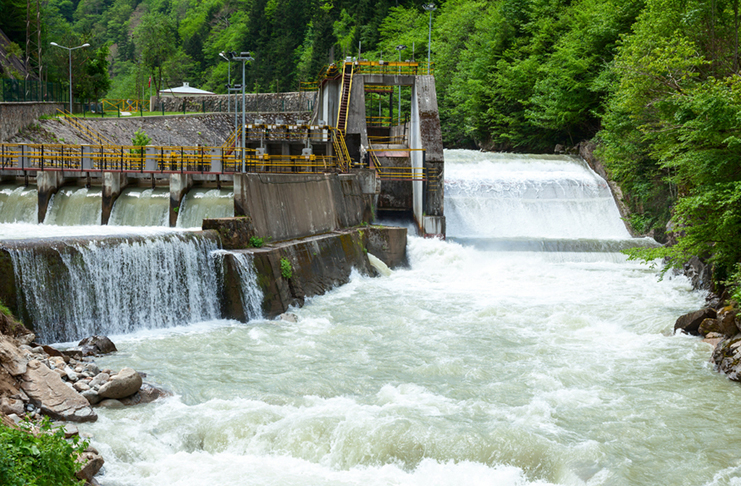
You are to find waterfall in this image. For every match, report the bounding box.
[6,232,221,343]
[176,188,235,228]
[444,150,652,252]
[109,187,170,226]
[213,250,264,321]
[44,187,102,226]
[0,185,38,223]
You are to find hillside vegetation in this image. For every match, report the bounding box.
[0,0,739,298]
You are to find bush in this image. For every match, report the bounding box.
[0,418,88,486]
[249,236,264,248]
[280,258,292,279]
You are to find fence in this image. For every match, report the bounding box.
[0,79,66,103]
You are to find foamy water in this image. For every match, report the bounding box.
[72,150,733,486]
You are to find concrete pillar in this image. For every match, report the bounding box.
[81,145,94,171]
[145,146,157,172]
[169,173,193,227]
[36,171,66,223]
[210,147,222,173]
[102,172,129,225]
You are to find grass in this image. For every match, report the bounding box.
[0,299,12,318]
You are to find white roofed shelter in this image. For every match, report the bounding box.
[159,82,215,97]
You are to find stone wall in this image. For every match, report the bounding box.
[0,102,65,142]
[151,91,318,116]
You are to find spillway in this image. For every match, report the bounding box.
[0,184,38,223]
[176,188,235,228]
[43,186,102,226]
[108,187,170,227]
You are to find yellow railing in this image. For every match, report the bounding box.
[0,142,343,175]
[102,99,148,113]
[300,81,318,92]
[329,127,352,172]
[351,60,433,76]
[56,110,115,145]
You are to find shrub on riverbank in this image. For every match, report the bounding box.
[0,418,87,486]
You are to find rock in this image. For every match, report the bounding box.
[64,366,79,382]
[0,336,28,376]
[97,399,124,409]
[20,360,97,423]
[675,308,717,336]
[75,451,104,482]
[119,383,171,406]
[74,381,91,392]
[698,318,722,337]
[53,368,67,379]
[61,348,84,360]
[89,372,109,389]
[718,307,739,336]
[684,256,713,290]
[40,345,63,358]
[52,422,79,438]
[83,362,100,376]
[78,336,117,355]
[279,313,298,323]
[0,397,25,416]
[49,356,66,369]
[98,367,142,399]
[81,390,101,405]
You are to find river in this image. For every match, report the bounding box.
[3,149,736,485]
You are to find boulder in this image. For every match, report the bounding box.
[78,336,117,355]
[675,308,717,335]
[718,307,739,336]
[81,390,101,405]
[0,336,28,376]
[20,360,97,423]
[698,318,722,337]
[89,372,109,389]
[97,367,142,399]
[97,399,124,409]
[75,451,104,483]
[119,383,171,406]
[0,397,24,416]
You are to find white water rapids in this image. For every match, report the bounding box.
[3,150,739,484]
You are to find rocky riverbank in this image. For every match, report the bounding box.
[0,312,169,485]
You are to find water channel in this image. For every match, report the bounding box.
[1,149,735,485]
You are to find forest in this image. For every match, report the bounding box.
[0,0,740,299]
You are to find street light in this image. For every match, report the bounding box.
[422,3,436,75]
[219,51,231,116]
[396,45,406,127]
[50,41,90,115]
[230,51,255,173]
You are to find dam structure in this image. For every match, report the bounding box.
[0,60,445,237]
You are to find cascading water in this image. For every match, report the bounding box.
[6,232,221,343]
[0,184,38,223]
[176,188,235,228]
[67,150,741,486]
[212,250,264,320]
[43,186,103,226]
[108,187,170,226]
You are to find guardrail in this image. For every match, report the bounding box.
[0,143,341,175]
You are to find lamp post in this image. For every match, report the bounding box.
[219,51,231,116]
[423,3,436,75]
[50,41,90,115]
[396,45,406,127]
[230,51,255,173]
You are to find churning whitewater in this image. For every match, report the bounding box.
[54,149,741,486]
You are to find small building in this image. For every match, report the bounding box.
[159,82,215,97]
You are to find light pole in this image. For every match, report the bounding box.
[230,51,255,173]
[396,45,406,127]
[219,51,231,116]
[50,41,90,115]
[423,3,436,75]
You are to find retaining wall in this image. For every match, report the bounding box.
[233,173,372,242]
[152,91,317,115]
[0,102,65,142]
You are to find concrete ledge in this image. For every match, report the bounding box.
[364,226,408,268]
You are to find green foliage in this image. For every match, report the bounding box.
[280,257,293,279]
[130,129,152,155]
[6,42,23,59]
[0,417,88,486]
[248,236,264,248]
[0,298,12,317]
